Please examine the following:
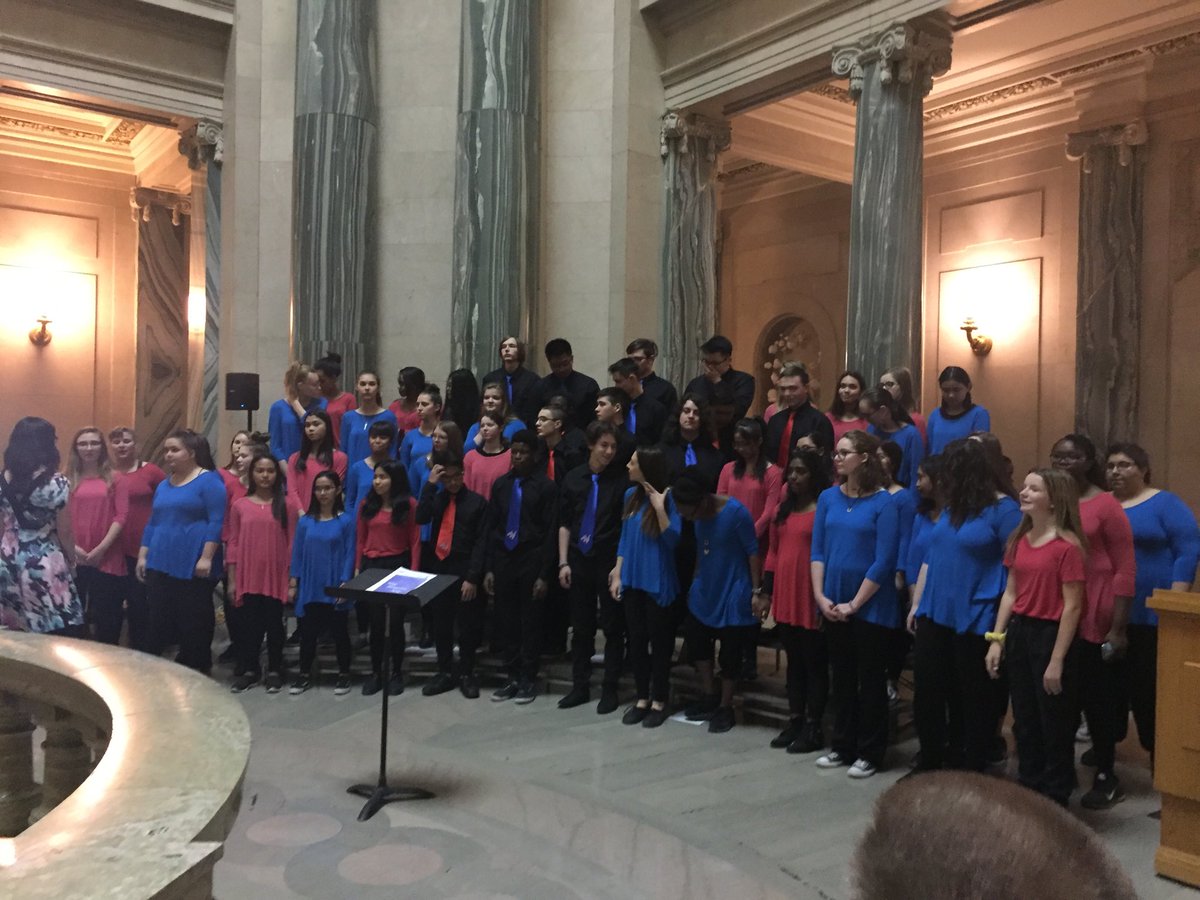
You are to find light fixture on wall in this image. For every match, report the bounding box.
[28,315,52,347]
[960,317,992,356]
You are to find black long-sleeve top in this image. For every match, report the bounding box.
[414,482,489,583]
[764,399,835,459]
[684,368,756,420]
[482,365,541,429]
[662,440,725,492]
[531,370,600,430]
[485,470,558,577]
[557,462,629,562]
[641,372,679,416]
[538,430,587,484]
[627,394,666,446]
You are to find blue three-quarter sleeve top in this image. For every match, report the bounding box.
[688,498,758,628]
[617,487,683,606]
[811,486,901,629]
[289,512,357,616]
[141,471,227,580]
[1123,491,1200,626]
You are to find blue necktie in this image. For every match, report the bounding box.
[577,474,599,554]
[504,477,523,551]
[685,443,697,467]
[627,401,637,434]
[505,374,514,403]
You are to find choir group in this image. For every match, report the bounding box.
[2,333,1197,812]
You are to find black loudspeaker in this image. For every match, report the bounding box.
[225,372,260,411]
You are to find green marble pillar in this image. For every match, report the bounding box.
[833,16,951,385]
[452,0,540,378]
[659,112,730,389]
[293,0,377,379]
[1067,121,1147,446]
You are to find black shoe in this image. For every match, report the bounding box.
[708,706,736,733]
[1080,747,1097,767]
[230,671,260,693]
[987,735,1008,767]
[771,718,804,749]
[622,705,649,725]
[264,672,283,693]
[418,635,434,650]
[388,673,405,696]
[642,707,668,729]
[422,672,458,697]
[514,681,537,705]
[492,680,520,702]
[289,676,312,695]
[683,695,719,721]
[557,685,590,709]
[787,721,824,754]
[333,675,351,696]
[597,689,619,715]
[362,674,382,696]
[1081,772,1125,810]
[460,673,480,699]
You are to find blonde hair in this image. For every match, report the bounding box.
[284,361,316,392]
[67,426,113,488]
[1005,467,1087,558]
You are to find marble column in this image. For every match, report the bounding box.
[293,0,378,380]
[0,699,39,836]
[658,112,730,389]
[180,121,224,449]
[451,0,540,378]
[30,722,91,824]
[1067,121,1146,446]
[131,189,191,458]
[832,16,952,384]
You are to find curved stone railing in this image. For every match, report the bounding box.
[0,632,250,899]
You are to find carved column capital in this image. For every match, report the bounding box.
[1066,120,1147,173]
[130,187,193,225]
[660,112,731,161]
[832,14,953,99]
[178,119,224,170]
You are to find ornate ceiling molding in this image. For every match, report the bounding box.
[0,113,144,146]
[810,28,1200,124]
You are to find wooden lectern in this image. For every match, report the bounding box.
[1148,588,1200,887]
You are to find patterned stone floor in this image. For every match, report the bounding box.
[213,658,1198,900]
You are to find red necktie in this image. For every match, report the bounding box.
[777,411,794,468]
[547,453,555,481]
[435,494,456,560]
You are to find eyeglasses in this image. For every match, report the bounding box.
[832,449,863,459]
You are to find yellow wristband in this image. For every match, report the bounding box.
[984,631,1006,644]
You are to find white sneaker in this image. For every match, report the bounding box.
[815,751,848,769]
[1075,722,1091,743]
[887,680,899,703]
[847,758,877,779]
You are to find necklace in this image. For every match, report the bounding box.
[843,486,863,512]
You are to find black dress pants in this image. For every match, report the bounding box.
[298,602,352,674]
[914,617,1006,771]
[493,547,544,683]
[776,621,828,723]
[569,548,624,690]
[1078,638,1123,775]
[238,592,286,675]
[364,553,408,677]
[1007,614,1079,805]
[826,618,891,767]
[1124,623,1156,755]
[624,588,676,702]
[123,556,152,652]
[429,578,485,676]
[147,570,216,674]
[76,565,125,645]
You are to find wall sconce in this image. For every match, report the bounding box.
[28,315,52,347]
[960,317,992,356]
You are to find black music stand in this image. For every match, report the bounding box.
[326,568,458,821]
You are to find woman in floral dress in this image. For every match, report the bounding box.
[0,417,83,635]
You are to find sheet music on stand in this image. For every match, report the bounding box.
[367,566,437,595]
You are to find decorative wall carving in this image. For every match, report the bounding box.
[130,188,192,225]
[1066,121,1148,173]
[831,16,953,99]
[178,120,223,170]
